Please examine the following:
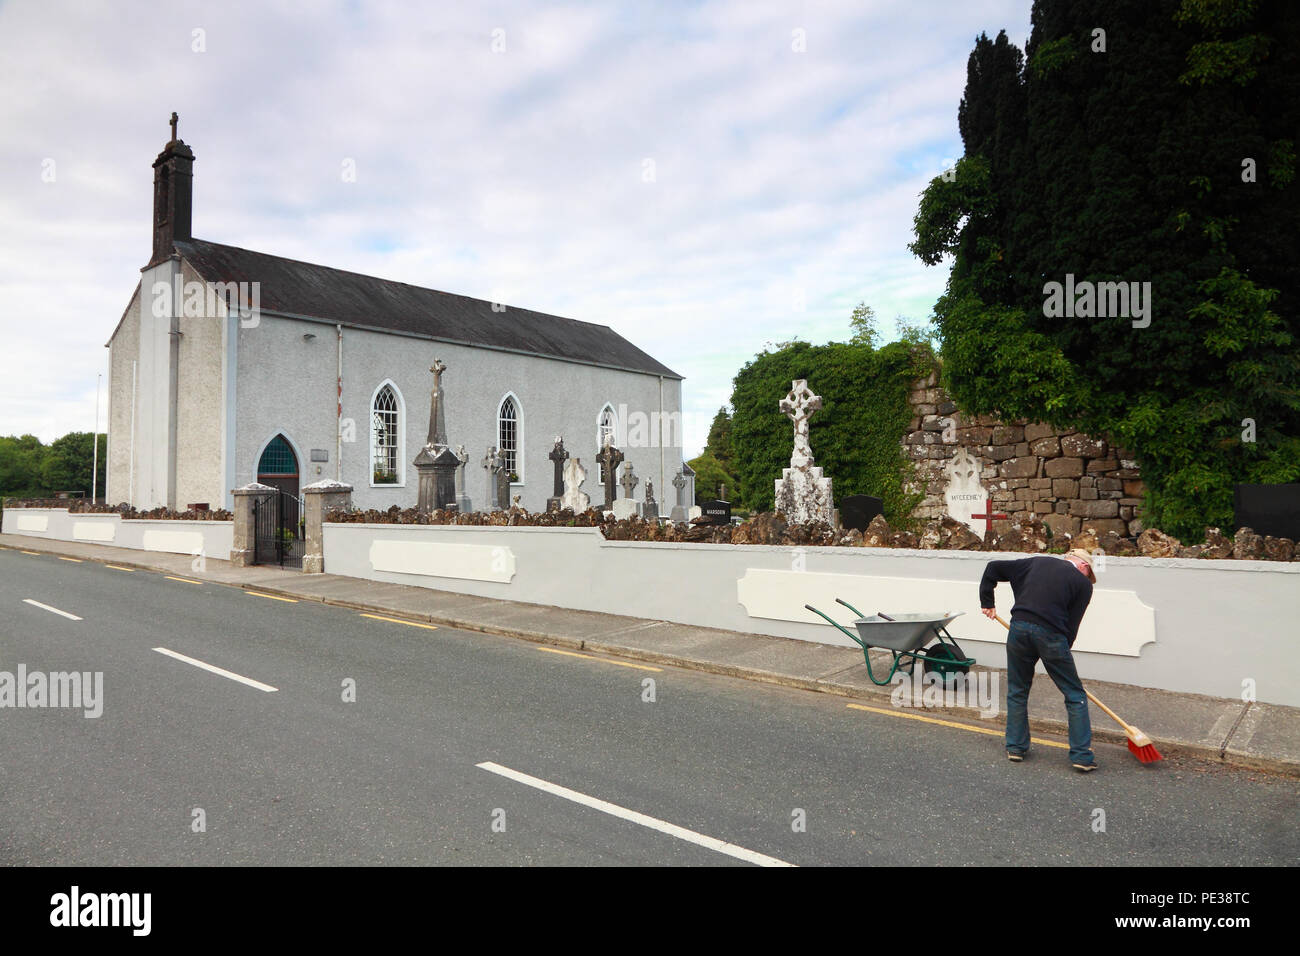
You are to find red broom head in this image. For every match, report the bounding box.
[1128,738,1163,763]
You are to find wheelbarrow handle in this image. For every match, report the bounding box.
[835,597,867,618]
[804,604,866,648]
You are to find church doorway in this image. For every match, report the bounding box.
[257,434,300,498]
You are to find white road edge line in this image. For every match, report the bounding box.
[22,599,82,621]
[476,761,794,867]
[152,647,278,693]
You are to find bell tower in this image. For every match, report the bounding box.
[151,111,194,264]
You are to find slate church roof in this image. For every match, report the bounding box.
[172,237,681,379]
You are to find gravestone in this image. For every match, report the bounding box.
[1234,483,1300,540]
[482,446,503,510]
[774,379,833,524]
[547,436,569,512]
[414,358,457,511]
[942,447,990,535]
[454,444,472,513]
[697,498,732,526]
[496,464,511,512]
[670,468,689,524]
[644,479,658,520]
[595,435,624,511]
[560,457,590,513]
[840,494,884,532]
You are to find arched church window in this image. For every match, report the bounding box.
[598,403,617,450]
[258,435,296,476]
[498,395,520,481]
[372,384,400,484]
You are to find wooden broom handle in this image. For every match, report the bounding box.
[991,613,1135,734]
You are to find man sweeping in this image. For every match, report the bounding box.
[979,550,1097,771]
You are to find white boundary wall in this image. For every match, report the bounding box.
[3,508,232,562]
[322,522,1300,707]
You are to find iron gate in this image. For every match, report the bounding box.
[253,490,303,569]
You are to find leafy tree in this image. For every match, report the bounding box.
[848,303,878,348]
[704,408,735,472]
[0,432,106,501]
[909,1,1300,539]
[42,432,105,497]
[686,451,737,506]
[0,435,49,498]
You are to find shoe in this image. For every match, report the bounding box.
[1072,761,1098,772]
[1007,752,1025,762]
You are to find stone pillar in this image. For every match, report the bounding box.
[230,482,276,567]
[301,480,353,573]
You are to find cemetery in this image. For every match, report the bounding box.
[8,368,1299,710]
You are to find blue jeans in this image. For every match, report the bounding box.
[1005,618,1094,764]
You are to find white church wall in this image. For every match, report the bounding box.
[321,520,1300,707]
[233,313,684,513]
[133,260,179,509]
[106,284,141,505]
[234,312,340,493]
[174,260,226,509]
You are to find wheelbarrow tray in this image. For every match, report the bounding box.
[851,612,963,652]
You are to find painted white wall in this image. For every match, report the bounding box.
[321,522,1300,707]
[3,508,232,562]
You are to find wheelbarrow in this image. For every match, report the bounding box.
[803,598,975,686]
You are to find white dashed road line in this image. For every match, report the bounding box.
[22,598,83,621]
[152,647,278,693]
[476,761,795,867]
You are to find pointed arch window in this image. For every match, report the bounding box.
[597,403,617,451]
[498,394,521,481]
[371,383,402,485]
[258,434,297,476]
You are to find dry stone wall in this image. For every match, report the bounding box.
[903,370,1143,539]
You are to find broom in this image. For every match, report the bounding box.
[993,614,1162,763]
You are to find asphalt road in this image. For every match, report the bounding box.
[0,547,1295,866]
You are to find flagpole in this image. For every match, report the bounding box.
[92,373,102,502]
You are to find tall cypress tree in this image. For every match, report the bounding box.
[910,0,1300,539]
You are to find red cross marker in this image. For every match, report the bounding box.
[971,506,1009,540]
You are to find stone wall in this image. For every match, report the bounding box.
[903,370,1143,539]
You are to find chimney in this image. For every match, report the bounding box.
[151,112,194,264]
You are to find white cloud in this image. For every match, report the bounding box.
[0,0,1030,457]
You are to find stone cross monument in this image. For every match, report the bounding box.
[619,462,639,500]
[670,469,689,524]
[595,434,624,511]
[547,436,569,512]
[774,379,834,524]
[414,358,457,512]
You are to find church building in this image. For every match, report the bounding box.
[105,119,684,513]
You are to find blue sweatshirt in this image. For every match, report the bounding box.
[979,556,1093,645]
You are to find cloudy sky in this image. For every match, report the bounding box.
[0,0,1029,457]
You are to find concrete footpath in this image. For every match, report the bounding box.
[4,531,1298,777]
